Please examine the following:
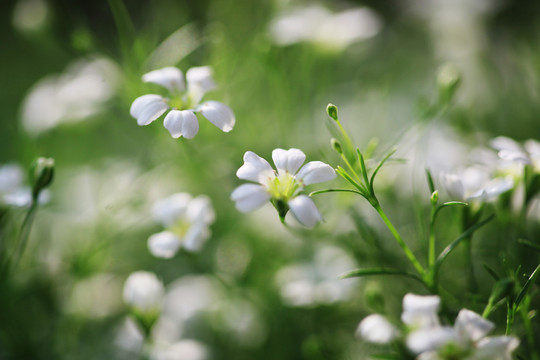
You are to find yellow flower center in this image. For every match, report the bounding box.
[267,173,303,202]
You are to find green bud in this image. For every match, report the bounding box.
[331,138,343,154]
[430,190,439,205]
[30,157,55,201]
[437,63,461,104]
[326,103,338,121]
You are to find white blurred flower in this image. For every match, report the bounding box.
[150,340,208,360]
[269,4,382,50]
[356,314,398,344]
[440,167,513,203]
[231,148,335,227]
[148,193,215,258]
[130,66,235,138]
[275,245,356,306]
[0,163,49,207]
[123,271,164,314]
[400,294,519,359]
[21,57,120,136]
[12,0,49,32]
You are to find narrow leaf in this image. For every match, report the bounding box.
[514,263,540,309]
[369,149,397,195]
[340,267,424,284]
[426,168,435,194]
[517,238,540,252]
[434,214,494,273]
[483,263,500,281]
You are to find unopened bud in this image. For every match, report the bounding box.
[331,138,343,154]
[327,103,338,121]
[30,157,54,201]
[437,64,461,104]
[430,190,439,205]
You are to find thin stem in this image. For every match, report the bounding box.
[309,188,364,196]
[519,299,540,360]
[372,201,424,275]
[428,206,436,268]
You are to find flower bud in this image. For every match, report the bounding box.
[123,271,164,336]
[331,138,343,154]
[29,157,54,201]
[430,190,439,205]
[437,64,461,104]
[326,103,338,121]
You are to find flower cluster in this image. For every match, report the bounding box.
[231,148,336,227]
[130,66,235,139]
[357,293,519,360]
[148,193,215,259]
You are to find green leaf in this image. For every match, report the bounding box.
[370,354,402,360]
[425,168,435,194]
[434,214,494,274]
[309,188,363,197]
[340,267,424,284]
[369,148,397,195]
[146,23,203,70]
[483,264,500,281]
[514,263,540,309]
[517,238,540,252]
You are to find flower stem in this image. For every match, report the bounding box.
[372,200,424,275]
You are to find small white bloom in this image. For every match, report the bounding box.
[356,314,398,344]
[150,339,208,360]
[123,271,164,314]
[0,163,49,207]
[130,66,235,138]
[401,293,441,329]
[231,148,335,227]
[148,193,215,258]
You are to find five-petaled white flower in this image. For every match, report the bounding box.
[148,193,215,259]
[231,148,336,227]
[130,66,235,139]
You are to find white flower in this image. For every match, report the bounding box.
[230,148,336,227]
[123,271,164,314]
[0,163,49,207]
[440,168,513,203]
[150,339,208,360]
[400,293,519,359]
[357,314,398,344]
[148,193,215,258]
[21,57,120,136]
[130,66,235,139]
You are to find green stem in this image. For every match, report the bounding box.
[428,207,436,268]
[519,300,540,360]
[372,201,424,275]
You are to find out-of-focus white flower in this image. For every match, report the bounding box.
[401,294,519,359]
[130,66,235,138]
[356,314,398,344]
[231,148,335,227]
[440,167,513,202]
[123,271,164,315]
[12,0,49,32]
[21,57,120,136]
[150,340,208,360]
[148,193,215,258]
[0,163,49,207]
[275,245,356,306]
[66,273,123,318]
[268,4,382,50]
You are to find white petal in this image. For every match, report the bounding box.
[401,293,441,328]
[440,173,465,200]
[236,151,275,184]
[483,176,514,200]
[163,110,199,139]
[454,309,494,342]
[288,195,322,228]
[123,271,164,312]
[182,223,210,253]
[356,314,398,344]
[490,136,522,152]
[152,193,192,227]
[475,336,520,360]
[130,94,169,126]
[406,327,457,354]
[272,148,306,176]
[186,66,216,103]
[148,231,182,259]
[230,184,270,212]
[296,161,336,185]
[185,195,215,224]
[198,101,235,132]
[142,67,185,92]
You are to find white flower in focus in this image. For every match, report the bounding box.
[130,66,235,138]
[123,271,164,314]
[356,314,398,344]
[231,148,335,227]
[148,193,215,258]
